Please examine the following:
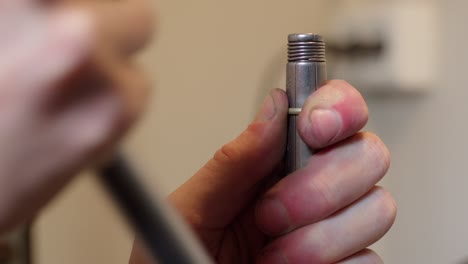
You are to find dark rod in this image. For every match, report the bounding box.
[98,154,213,264]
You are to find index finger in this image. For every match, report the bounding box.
[64,0,156,55]
[297,80,369,149]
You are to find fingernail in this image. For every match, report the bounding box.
[256,92,277,122]
[258,249,289,264]
[308,108,342,144]
[256,197,290,235]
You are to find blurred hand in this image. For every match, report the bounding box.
[0,0,154,231]
[130,80,396,264]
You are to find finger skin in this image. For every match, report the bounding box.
[0,3,152,232]
[0,7,97,232]
[257,187,397,264]
[68,0,156,55]
[169,89,288,230]
[255,132,390,235]
[0,8,92,104]
[335,249,383,264]
[297,80,368,150]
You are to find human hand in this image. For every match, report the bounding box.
[130,80,396,264]
[0,0,153,232]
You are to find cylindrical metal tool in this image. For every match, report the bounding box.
[286,33,327,174]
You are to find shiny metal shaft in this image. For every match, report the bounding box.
[286,33,327,173]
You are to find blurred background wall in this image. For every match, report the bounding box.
[30,0,468,263]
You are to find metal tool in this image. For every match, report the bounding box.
[286,33,327,173]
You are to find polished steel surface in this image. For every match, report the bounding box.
[286,33,327,173]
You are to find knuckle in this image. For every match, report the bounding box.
[215,142,241,164]
[211,129,268,174]
[310,176,337,217]
[212,125,266,167]
[361,132,391,177]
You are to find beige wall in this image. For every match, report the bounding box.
[34,174,133,263]
[367,1,468,263]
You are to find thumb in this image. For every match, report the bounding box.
[169,89,288,229]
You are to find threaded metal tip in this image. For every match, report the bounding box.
[288,33,325,62]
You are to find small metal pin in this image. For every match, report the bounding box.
[288,108,302,115]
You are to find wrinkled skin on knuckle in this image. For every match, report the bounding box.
[212,123,270,169]
[361,132,391,178]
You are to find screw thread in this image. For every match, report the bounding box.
[288,33,326,62]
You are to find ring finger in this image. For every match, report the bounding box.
[257,187,396,264]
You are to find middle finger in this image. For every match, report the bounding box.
[255,132,390,236]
